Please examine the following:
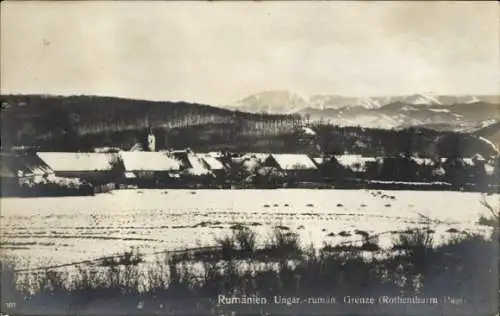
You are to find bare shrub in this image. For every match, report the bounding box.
[264,228,302,258]
[234,227,257,253]
[392,228,434,253]
[216,235,236,261]
[100,248,144,267]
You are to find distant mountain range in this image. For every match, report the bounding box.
[229,90,499,131]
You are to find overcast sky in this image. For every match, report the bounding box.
[1,1,499,105]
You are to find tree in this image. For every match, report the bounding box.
[109,154,126,183]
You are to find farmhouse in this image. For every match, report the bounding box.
[1,152,55,195]
[313,156,350,180]
[119,151,182,187]
[171,150,214,177]
[407,157,441,181]
[263,154,318,181]
[37,152,118,185]
[2,152,54,181]
[334,155,381,179]
[410,158,435,166]
[197,154,227,176]
[379,156,420,181]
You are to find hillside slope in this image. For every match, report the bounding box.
[1,95,497,158]
[1,94,301,150]
[473,122,500,151]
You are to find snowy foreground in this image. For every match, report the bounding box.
[1,189,497,270]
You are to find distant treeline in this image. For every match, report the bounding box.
[1,95,497,158]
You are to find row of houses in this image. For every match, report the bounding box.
[1,150,498,192]
[1,150,228,188]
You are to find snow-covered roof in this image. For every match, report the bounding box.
[462,158,475,167]
[301,127,317,135]
[313,157,324,165]
[129,143,143,152]
[240,157,262,173]
[440,157,476,167]
[334,155,377,172]
[124,172,137,179]
[37,152,115,172]
[269,154,317,170]
[120,152,182,172]
[337,155,379,172]
[204,152,225,158]
[186,155,212,176]
[472,153,486,162]
[17,153,54,175]
[411,158,435,166]
[198,155,225,170]
[94,147,121,153]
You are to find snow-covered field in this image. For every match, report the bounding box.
[1,189,497,270]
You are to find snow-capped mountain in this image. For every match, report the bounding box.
[308,95,383,110]
[229,90,499,131]
[356,98,382,109]
[464,96,481,104]
[401,93,442,106]
[230,90,307,114]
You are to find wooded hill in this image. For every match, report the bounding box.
[1,95,497,158]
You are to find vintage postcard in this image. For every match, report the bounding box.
[1,1,499,315]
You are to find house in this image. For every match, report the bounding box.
[410,157,441,181]
[440,157,477,184]
[1,152,55,195]
[2,152,54,181]
[1,152,96,196]
[410,158,435,166]
[119,151,182,187]
[334,155,381,179]
[334,155,379,173]
[313,156,350,180]
[379,156,420,181]
[262,154,318,181]
[37,152,118,185]
[197,154,227,176]
[170,150,213,177]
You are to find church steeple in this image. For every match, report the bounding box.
[147,127,156,152]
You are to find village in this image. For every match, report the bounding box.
[1,128,499,197]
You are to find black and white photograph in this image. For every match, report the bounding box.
[1,1,499,315]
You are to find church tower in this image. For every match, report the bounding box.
[147,127,156,152]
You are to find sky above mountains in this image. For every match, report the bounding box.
[1,1,499,105]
